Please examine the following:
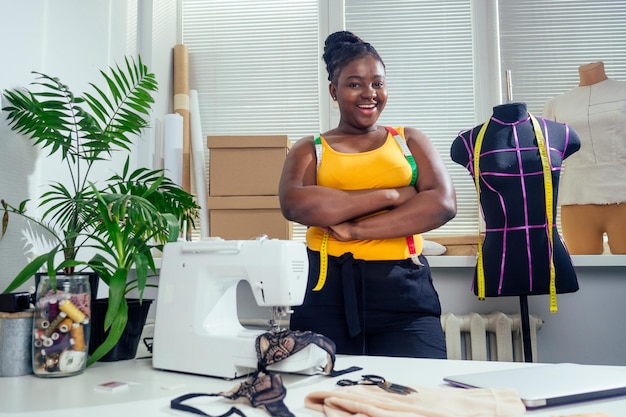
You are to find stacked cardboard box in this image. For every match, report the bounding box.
[206,135,292,240]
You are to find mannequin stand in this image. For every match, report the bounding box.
[519,295,533,362]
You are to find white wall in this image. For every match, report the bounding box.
[0,0,177,291]
[431,260,626,366]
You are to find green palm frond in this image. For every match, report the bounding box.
[80,56,156,153]
[2,76,79,160]
[1,56,159,272]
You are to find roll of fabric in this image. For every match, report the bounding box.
[189,89,209,238]
[173,44,191,192]
[164,113,184,187]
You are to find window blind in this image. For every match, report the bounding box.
[345,0,478,237]
[498,0,626,115]
[182,0,319,138]
[182,0,319,241]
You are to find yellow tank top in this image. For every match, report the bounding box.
[306,127,423,260]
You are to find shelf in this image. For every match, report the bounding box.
[426,254,626,268]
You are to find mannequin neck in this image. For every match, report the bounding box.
[491,102,528,123]
[578,62,608,86]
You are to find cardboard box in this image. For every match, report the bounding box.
[207,135,290,196]
[207,196,292,240]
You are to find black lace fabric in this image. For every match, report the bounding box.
[256,329,336,375]
[170,329,353,417]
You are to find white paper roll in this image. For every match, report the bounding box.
[189,90,210,239]
[163,113,184,188]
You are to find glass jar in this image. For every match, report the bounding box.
[32,274,91,377]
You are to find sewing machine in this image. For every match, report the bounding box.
[152,237,328,379]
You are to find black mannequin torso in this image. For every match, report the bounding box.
[451,103,581,297]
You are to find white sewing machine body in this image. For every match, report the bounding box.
[152,237,327,379]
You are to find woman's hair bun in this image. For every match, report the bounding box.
[324,31,363,50]
[323,30,384,83]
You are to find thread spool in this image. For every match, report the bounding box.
[43,312,67,338]
[41,337,73,356]
[58,317,73,333]
[33,328,45,340]
[47,298,59,321]
[58,350,87,373]
[58,299,87,324]
[42,337,54,348]
[70,323,86,352]
[35,318,50,329]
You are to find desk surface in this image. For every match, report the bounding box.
[1,356,625,416]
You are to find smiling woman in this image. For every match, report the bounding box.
[278,31,457,359]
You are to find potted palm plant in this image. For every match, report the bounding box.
[85,162,198,364]
[1,56,199,367]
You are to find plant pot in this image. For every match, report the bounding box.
[88,298,153,362]
[0,311,34,377]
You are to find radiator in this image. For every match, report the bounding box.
[441,312,544,362]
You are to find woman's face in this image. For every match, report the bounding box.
[331,55,387,131]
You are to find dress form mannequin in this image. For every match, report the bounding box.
[543,62,626,254]
[451,103,581,298]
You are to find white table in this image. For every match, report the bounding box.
[1,356,625,416]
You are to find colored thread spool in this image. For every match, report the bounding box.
[42,337,54,348]
[58,299,87,324]
[43,312,67,338]
[33,339,43,348]
[50,331,60,341]
[70,323,86,352]
[58,350,86,373]
[47,298,59,321]
[41,337,73,356]
[33,328,45,340]
[35,318,50,329]
[58,317,73,333]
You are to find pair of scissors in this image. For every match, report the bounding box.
[337,374,417,395]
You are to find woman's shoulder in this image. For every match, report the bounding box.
[287,135,318,157]
[292,134,316,146]
[398,126,429,143]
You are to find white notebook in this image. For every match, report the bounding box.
[443,362,626,408]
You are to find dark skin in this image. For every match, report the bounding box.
[279,55,456,242]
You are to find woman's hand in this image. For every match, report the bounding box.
[321,223,354,242]
[393,186,418,208]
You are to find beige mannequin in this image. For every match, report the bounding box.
[543,62,626,254]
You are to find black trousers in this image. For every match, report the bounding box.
[289,249,447,359]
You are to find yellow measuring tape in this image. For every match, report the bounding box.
[473,113,557,312]
[312,135,330,292]
[312,231,329,291]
